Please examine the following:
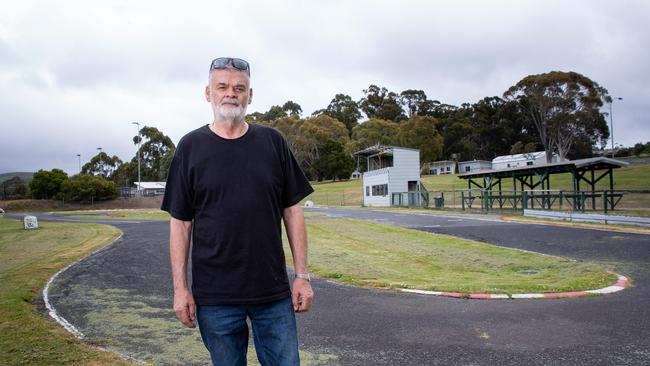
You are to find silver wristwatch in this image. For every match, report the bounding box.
[295,273,311,282]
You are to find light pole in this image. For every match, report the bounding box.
[131,122,141,195]
[76,154,81,173]
[608,97,623,158]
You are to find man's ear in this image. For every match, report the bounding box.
[205,85,211,102]
[248,88,253,105]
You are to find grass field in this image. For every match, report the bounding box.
[0,218,131,365]
[284,218,617,294]
[59,209,171,221]
[303,165,650,215]
[55,209,324,221]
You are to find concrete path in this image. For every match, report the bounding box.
[24,209,650,365]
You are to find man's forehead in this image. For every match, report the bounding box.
[210,69,250,85]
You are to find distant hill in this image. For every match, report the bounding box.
[0,172,34,184]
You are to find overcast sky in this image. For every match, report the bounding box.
[1,0,648,175]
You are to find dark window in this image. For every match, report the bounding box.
[465,166,471,172]
[371,184,388,196]
[366,186,370,196]
[527,161,534,166]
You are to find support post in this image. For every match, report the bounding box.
[522,191,528,210]
[461,191,465,211]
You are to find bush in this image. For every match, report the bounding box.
[60,175,117,202]
[1,176,29,200]
[29,169,68,199]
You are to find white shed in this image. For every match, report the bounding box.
[458,160,492,173]
[492,151,560,170]
[354,145,422,207]
[428,160,456,175]
[134,181,166,196]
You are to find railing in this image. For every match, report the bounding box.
[362,167,390,177]
[422,189,650,216]
[391,191,430,207]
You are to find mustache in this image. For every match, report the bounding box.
[220,98,240,106]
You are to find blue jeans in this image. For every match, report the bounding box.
[196,296,300,366]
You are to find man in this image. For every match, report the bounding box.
[162,57,314,366]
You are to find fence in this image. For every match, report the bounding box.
[298,187,650,217]
[301,189,363,207]
[425,189,650,217]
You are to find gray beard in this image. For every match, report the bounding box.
[214,103,247,122]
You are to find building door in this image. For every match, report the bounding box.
[407,181,419,206]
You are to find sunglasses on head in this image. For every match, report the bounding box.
[210,57,250,75]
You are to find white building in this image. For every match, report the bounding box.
[492,151,560,170]
[428,160,456,175]
[134,181,166,196]
[458,160,492,173]
[354,145,422,207]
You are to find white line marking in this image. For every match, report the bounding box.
[402,289,444,295]
[586,286,625,294]
[43,233,124,339]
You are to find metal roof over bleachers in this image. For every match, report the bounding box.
[458,157,628,180]
[456,157,630,212]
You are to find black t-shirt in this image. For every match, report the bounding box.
[161,124,314,305]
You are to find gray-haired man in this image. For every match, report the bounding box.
[162,57,314,365]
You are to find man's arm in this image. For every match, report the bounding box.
[169,217,196,328]
[283,204,314,313]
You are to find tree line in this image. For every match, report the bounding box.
[4,70,642,201]
[21,126,176,201]
[244,70,618,180]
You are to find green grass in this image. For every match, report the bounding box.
[284,218,618,294]
[59,209,171,221]
[0,218,132,365]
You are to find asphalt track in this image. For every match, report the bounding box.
[27,208,650,365]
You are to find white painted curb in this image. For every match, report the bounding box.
[400,275,629,300]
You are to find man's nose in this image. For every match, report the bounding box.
[225,86,238,97]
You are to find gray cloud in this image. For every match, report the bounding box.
[1,0,649,174]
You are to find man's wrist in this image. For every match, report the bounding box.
[294,273,311,282]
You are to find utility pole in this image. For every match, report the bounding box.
[77,154,81,173]
[131,122,141,195]
[608,97,623,158]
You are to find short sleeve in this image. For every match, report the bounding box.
[282,142,314,208]
[161,148,195,220]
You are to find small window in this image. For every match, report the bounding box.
[526,161,534,166]
[465,166,471,172]
[371,184,389,196]
[446,166,451,172]
[366,186,370,196]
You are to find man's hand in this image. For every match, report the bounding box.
[292,278,313,313]
[173,289,196,328]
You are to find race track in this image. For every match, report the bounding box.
[35,208,650,365]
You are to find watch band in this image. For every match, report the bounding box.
[295,273,311,281]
